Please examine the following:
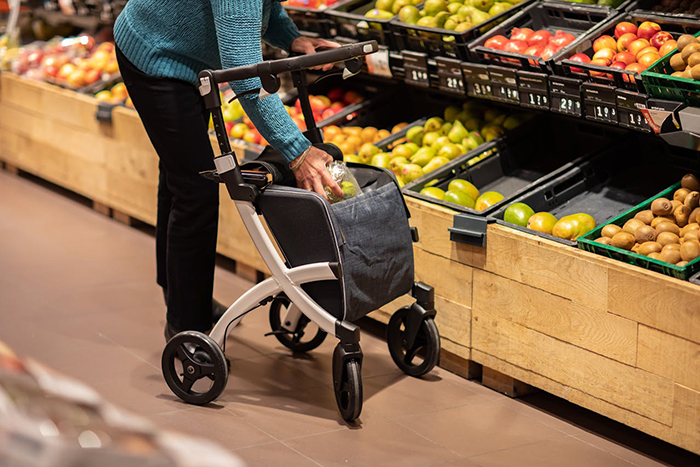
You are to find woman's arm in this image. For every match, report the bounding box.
[262,1,301,52]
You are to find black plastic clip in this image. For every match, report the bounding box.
[448,214,492,247]
[95,102,115,124]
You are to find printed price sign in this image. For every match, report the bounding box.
[493,85,519,103]
[523,91,548,108]
[554,95,582,116]
[472,81,493,98]
[403,51,430,88]
[436,57,465,95]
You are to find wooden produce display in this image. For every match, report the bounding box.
[2,71,700,454]
[405,196,700,455]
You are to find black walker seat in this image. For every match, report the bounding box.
[161,41,441,422]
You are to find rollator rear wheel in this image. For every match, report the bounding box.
[269,294,327,353]
[162,331,228,405]
[333,358,362,422]
[387,307,440,377]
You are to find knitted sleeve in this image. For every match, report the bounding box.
[211,0,310,162]
[263,1,301,52]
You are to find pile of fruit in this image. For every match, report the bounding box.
[284,0,341,7]
[421,179,505,210]
[500,203,597,240]
[648,0,700,16]
[350,102,528,187]
[567,21,677,78]
[558,0,624,7]
[326,124,400,157]
[95,83,133,108]
[220,87,364,145]
[593,174,700,266]
[12,36,119,89]
[667,34,700,80]
[483,28,577,62]
[365,0,421,20]
[395,0,520,32]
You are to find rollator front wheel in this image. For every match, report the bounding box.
[333,358,362,422]
[269,294,327,353]
[162,331,228,405]
[387,307,440,377]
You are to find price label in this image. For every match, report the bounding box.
[524,92,548,108]
[365,49,392,78]
[498,86,519,102]
[406,68,429,87]
[622,110,650,132]
[593,103,617,123]
[436,57,465,95]
[471,81,492,98]
[556,96,582,116]
[403,51,430,88]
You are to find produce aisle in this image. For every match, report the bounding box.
[1,169,697,467]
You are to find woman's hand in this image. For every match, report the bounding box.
[290,37,340,71]
[291,146,343,199]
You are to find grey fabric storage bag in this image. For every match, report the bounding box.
[330,183,414,322]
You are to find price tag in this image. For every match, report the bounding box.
[517,71,549,110]
[471,81,493,98]
[523,92,548,108]
[616,90,650,133]
[594,103,616,121]
[436,57,465,95]
[554,96,582,116]
[365,48,392,78]
[403,51,430,88]
[493,85,519,103]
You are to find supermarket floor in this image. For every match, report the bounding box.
[1,169,699,467]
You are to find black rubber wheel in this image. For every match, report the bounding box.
[162,331,228,405]
[333,358,362,422]
[269,294,327,353]
[387,307,440,377]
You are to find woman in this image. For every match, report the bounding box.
[113,0,343,340]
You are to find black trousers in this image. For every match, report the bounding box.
[116,47,218,333]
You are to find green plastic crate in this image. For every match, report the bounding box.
[642,31,700,107]
[578,183,700,281]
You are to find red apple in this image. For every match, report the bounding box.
[593,48,616,62]
[528,30,553,47]
[636,46,659,60]
[593,35,617,52]
[623,62,644,82]
[57,63,77,80]
[590,58,612,77]
[638,52,661,69]
[650,31,673,49]
[637,21,662,41]
[510,27,534,43]
[540,43,561,60]
[628,39,651,57]
[568,53,591,73]
[610,61,627,70]
[321,108,337,120]
[84,68,101,84]
[327,87,344,102]
[66,69,86,88]
[659,40,678,57]
[342,90,363,105]
[616,33,637,52]
[504,40,529,54]
[309,95,329,112]
[614,22,638,39]
[225,121,235,135]
[551,30,576,48]
[485,35,509,50]
[613,51,636,66]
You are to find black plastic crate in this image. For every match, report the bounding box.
[557,12,700,92]
[391,0,535,61]
[401,116,615,216]
[490,135,695,246]
[325,0,397,48]
[284,4,333,37]
[634,0,700,19]
[469,1,617,74]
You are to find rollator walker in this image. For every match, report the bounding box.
[161,41,441,422]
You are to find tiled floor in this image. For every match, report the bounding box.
[1,169,698,467]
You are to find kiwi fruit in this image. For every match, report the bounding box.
[656,221,680,235]
[681,223,700,236]
[674,188,691,202]
[651,198,674,215]
[680,240,700,262]
[678,261,689,266]
[672,199,683,212]
[682,43,700,62]
[672,71,685,77]
[634,225,657,243]
[638,241,663,256]
[682,174,700,191]
[623,218,645,234]
[651,216,675,228]
[595,236,612,245]
[602,224,622,238]
[671,53,687,71]
[685,230,700,243]
[649,252,663,260]
[682,67,693,79]
[657,231,681,246]
[690,208,700,224]
[692,65,700,81]
[634,210,654,225]
[675,205,691,227]
[611,231,635,250]
[660,249,682,264]
[677,34,697,52]
[684,191,700,209]
[690,52,700,68]
[663,243,681,252]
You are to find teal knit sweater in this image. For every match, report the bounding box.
[114,0,309,162]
